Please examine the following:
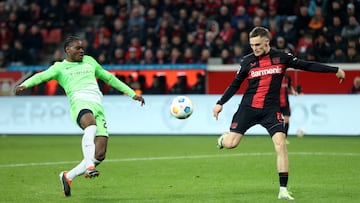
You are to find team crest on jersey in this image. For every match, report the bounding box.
[272,57,280,64]
[230,122,238,129]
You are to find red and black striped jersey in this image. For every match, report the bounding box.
[217,49,338,109]
[279,73,292,107]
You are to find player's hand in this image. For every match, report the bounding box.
[213,104,223,120]
[133,95,145,106]
[336,68,345,83]
[14,85,26,95]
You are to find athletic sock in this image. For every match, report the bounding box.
[82,125,97,168]
[279,172,289,187]
[67,160,86,180]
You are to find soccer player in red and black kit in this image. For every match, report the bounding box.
[280,73,298,139]
[213,27,345,200]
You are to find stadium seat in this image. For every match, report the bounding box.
[80,2,94,16]
[41,28,62,44]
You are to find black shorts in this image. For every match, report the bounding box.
[230,105,285,137]
[280,105,291,116]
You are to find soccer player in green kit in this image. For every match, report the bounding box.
[14,36,145,197]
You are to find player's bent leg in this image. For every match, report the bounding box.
[94,136,108,163]
[218,132,243,149]
[84,136,108,178]
[272,132,288,172]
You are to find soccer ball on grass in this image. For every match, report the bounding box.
[170,96,194,119]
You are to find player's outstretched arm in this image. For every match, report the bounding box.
[132,94,145,106]
[336,68,345,83]
[14,85,27,95]
[213,104,223,120]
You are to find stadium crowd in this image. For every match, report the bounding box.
[0,0,360,69]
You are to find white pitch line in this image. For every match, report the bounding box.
[0,152,359,168]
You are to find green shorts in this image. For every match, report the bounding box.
[70,100,109,137]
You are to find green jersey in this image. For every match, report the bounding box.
[21,55,136,104]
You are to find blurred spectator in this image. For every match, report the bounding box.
[198,48,211,64]
[231,5,250,28]
[212,36,230,58]
[95,36,112,62]
[274,36,294,53]
[126,47,140,64]
[27,2,41,25]
[278,18,298,46]
[329,33,346,53]
[50,49,63,65]
[183,47,195,64]
[66,0,80,35]
[325,0,346,26]
[154,48,168,64]
[233,43,244,64]
[0,51,6,68]
[142,37,157,55]
[158,35,171,56]
[170,35,184,53]
[125,37,142,61]
[295,33,314,59]
[346,3,358,22]
[308,0,326,17]
[0,22,12,49]
[127,74,142,95]
[345,47,360,62]
[8,39,30,65]
[146,74,167,94]
[111,33,127,53]
[169,74,188,94]
[0,2,9,22]
[40,0,66,30]
[308,6,324,35]
[294,6,311,36]
[112,19,127,40]
[101,5,116,32]
[13,22,29,48]
[189,72,205,94]
[220,48,233,64]
[328,47,346,63]
[215,5,232,30]
[27,24,43,65]
[110,47,126,64]
[141,48,155,64]
[341,16,360,40]
[219,21,234,43]
[204,0,219,19]
[169,47,183,64]
[324,16,344,42]
[312,33,332,63]
[349,76,360,94]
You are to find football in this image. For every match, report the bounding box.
[170,96,194,119]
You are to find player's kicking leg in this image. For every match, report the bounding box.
[216,132,243,149]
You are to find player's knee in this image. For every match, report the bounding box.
[223,132,241,148]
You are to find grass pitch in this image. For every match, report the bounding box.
[0,135,359,203]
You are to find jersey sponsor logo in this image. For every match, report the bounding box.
[249,66,283,78]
